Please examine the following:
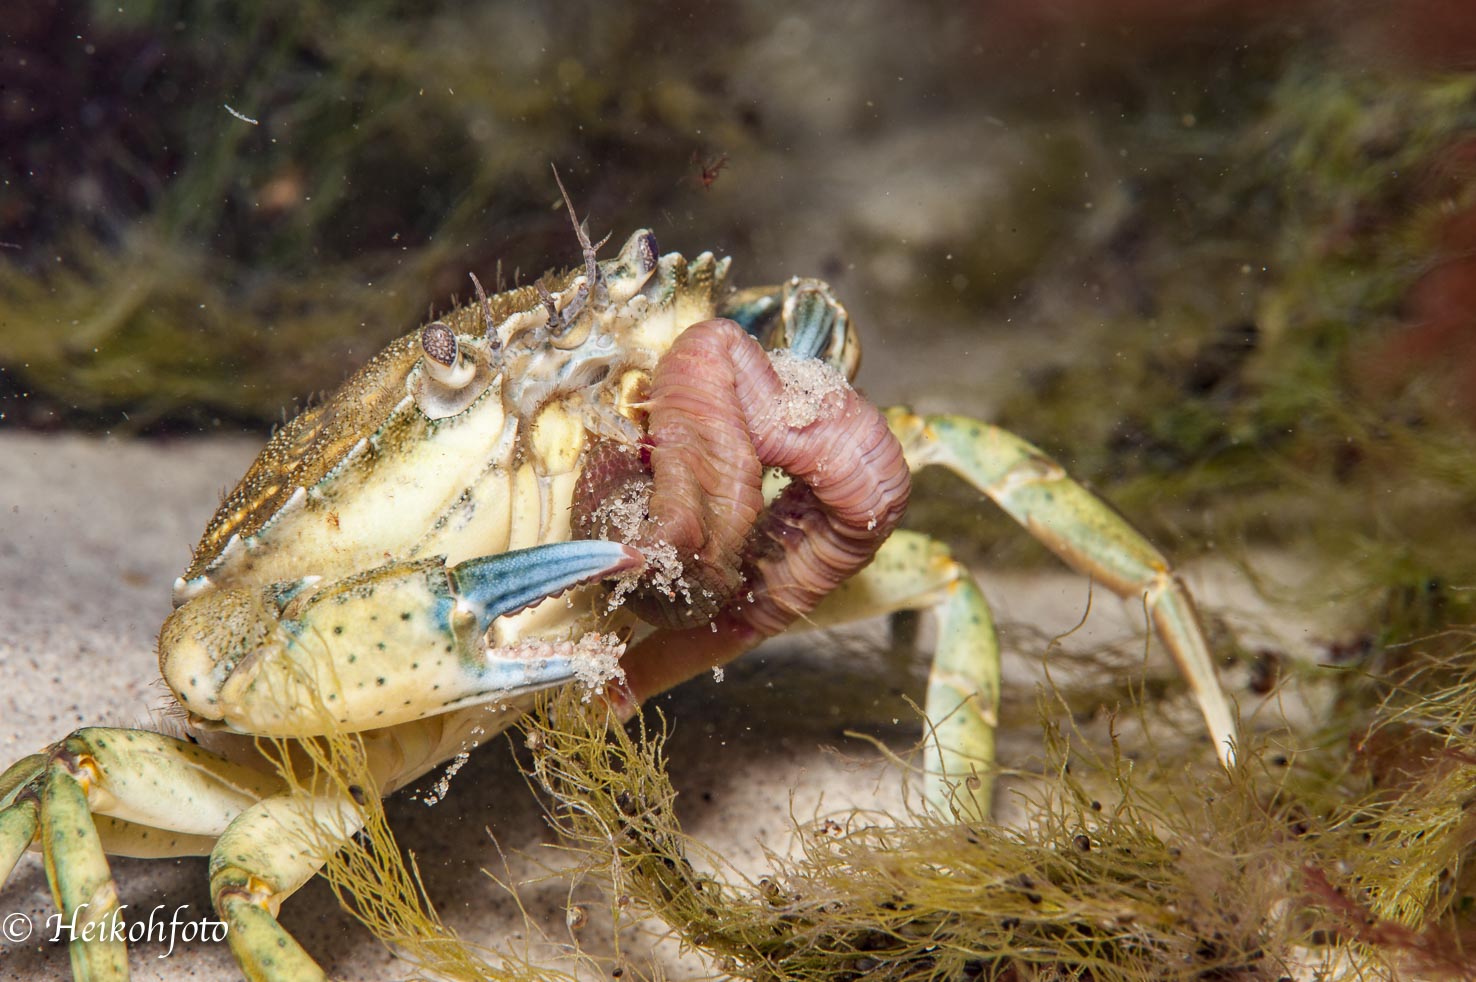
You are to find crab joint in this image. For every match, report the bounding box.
[213,870,278,911]
[52,746,104,795]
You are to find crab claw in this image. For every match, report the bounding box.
[448,540,644,635]
[159,540,644,737]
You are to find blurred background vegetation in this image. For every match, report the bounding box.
[3,0,1476,635]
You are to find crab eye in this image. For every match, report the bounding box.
[414,320,492,419]
[420,321,456,365]
[603,229,661,302]
[635,231,658,274]
[419,321,475,388]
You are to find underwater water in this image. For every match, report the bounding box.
[2,2,1475,979]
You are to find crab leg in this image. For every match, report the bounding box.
[0,754,44,883]
[785,512,1003,817]
[210,790,358,982]
[886,409,1239,768]
[801,530,1000,813]
[38,752,129,980]
[0,797,38,889]
[0,730,290,980]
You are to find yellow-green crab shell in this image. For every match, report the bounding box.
[158,227,710,738]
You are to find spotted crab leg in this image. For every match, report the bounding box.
[800,531,1000,814]
[210,790,358,982]
[886,409,1239,775]
[1,749,131,981]
[0,754,44,883]
[0,732,280,982]
[40,753,129,980]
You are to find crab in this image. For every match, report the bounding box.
[0,194,1237,981]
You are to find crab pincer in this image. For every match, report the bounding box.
[448,540,646,636]
[160,540,644,737]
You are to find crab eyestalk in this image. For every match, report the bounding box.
[603,229,660,303]
[413,320,493,419]
[418,321,476,388]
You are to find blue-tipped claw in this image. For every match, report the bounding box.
[448,540,643,633]
[781,281,842,363]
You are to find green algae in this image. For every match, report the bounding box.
[525,639,1476,981]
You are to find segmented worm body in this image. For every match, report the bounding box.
[573,318,910,707]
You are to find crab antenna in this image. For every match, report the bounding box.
[469,272,500,353]
[550,165,604,301]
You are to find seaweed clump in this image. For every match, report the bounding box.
[246,642,585,982]
[524,644,1476,981]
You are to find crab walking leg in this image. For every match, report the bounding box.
[0,730,275,883]
[0,797,39,888]
[0,754,45,884]
[89,816,222,860]
[887,409,1239,765]
[804,531,1001,812]
[11,729,279,854]
[210,790,360,982]
[1,730,290,979]
[0,752,46,803]
[37,754,129,980]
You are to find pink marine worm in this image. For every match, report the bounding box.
[573,317,911,715]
